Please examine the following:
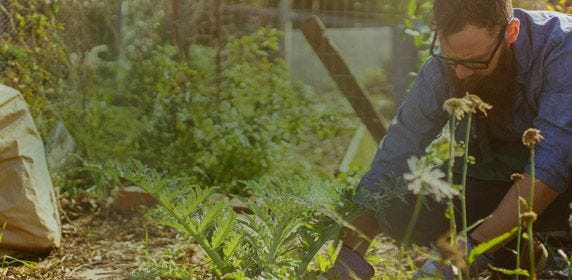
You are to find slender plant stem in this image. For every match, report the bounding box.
[403,194,424,248]
[528,147,537,278]
[529,148,536,216]
[460,113,472,256]
[400,194,424,274]
[516,187,522,271]
[447,117,458,245]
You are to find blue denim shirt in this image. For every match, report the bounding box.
[360,9,572,193]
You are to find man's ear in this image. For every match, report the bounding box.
[506,18,520,44]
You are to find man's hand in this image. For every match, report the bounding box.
[413,237,492,279]
[414,234,549,279]
[325,210,380,279]
[325,245,375,280]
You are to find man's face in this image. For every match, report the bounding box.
[439,24,518,98]
[440,25,507,81]
[440,24,519,128]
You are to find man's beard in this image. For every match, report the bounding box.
[446,45,518,131]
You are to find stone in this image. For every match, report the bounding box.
[112,186,156,212]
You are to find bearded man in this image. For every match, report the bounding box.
[327,0,572,278]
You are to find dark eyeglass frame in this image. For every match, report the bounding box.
[429,20,511,70]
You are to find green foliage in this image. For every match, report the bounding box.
[54,0,347,194]
[128,263,197,280]
[403,0,434,68]
[110,162,357,278]
[117,162,240,277]
[0,0,68,135]
[243,177,358,275]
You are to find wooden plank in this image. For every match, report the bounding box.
[301,15,386,143]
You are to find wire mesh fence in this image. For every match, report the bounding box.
[0,0,16,70]
[1,0,570,86]
[6,0,567,117]
[51,0,400,58]
[0,0,417,97]
[0,1,429,150]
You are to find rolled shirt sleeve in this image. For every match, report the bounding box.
[526,33,572,193]
[359,58,451,191]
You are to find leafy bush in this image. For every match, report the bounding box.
[113,162,357,278]
[0,0,68,135]
[53,0,352,194]
[1,0,358,195]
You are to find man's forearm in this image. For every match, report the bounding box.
[470,174,559,251]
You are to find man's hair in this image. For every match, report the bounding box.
[433,0,513,36]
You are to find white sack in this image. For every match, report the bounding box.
[0,84,61,256]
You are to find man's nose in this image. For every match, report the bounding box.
[454,64,475,80]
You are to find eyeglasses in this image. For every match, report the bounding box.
[429,22,509,70]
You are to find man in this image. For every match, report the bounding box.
[328,0,572,278]
[0,84,61,259]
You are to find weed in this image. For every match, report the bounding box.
[522,128,544,278]
[103,161,358,278]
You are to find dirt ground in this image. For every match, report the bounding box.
[4,193,572,279]
[3,194,203,280]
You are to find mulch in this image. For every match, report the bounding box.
[3,193,196,279]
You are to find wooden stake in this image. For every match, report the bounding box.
[301,16,387,143]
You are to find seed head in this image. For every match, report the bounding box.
[443,98,471,121]
[520,211,537,227]
[463,93,492,116]
[510,173,525,181]
[522,128,544,149]
[404,157,459,202]
[435,234,467,271]
[443,93,492,120]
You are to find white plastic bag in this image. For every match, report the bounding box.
[0,84,61,257]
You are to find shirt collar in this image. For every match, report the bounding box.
[512,9,536,85]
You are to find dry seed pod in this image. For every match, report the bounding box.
[434,234,467,271]
[463,93,492,116]
[443,93,492,120]
[443,98,471,121]
[511,173,525,181]
[522,128,544,148]
[520,211,538,227]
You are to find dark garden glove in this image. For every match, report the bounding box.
[325,244,375,280]
[413,237,492,279]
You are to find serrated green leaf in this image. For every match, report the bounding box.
[211,211,236,249]
[223,233,243,258]
[182,188,217,218]
[197,202,225,234]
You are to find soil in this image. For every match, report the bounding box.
[3,194,200,280]
[5,193,572,279]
